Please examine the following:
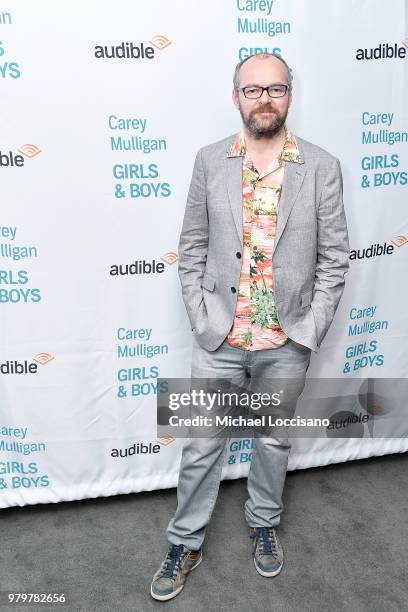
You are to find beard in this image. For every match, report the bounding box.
[240,103,288,138]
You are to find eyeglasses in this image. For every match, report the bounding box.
[239,84,289,99]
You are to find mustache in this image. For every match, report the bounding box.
[251,106,278,115]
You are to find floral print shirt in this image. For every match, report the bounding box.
[226,124,302,350]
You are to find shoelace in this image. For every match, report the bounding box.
[159,544,187,579]
[253,527,278,556]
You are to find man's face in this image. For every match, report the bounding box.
[232,56,292,138]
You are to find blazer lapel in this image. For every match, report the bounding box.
[225,154,244,249]
[273,161,306,255]
[224,132,306,253]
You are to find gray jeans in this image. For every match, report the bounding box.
[166,336,311,550]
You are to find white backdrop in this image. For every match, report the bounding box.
[1,0,407,508]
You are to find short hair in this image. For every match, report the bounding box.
[233,53,293,90]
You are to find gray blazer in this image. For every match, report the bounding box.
[178,132,350,353]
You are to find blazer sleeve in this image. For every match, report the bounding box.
[177,148,209,330]
[311,157,350,346]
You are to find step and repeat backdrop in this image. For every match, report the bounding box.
[1,0,407,508]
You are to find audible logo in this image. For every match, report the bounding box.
[0,360,38,374]
[160,251,178,265]
[356,42,407,61]
[18,144,41,159]
[110,259,165,276]
[350,235,408,262]
[0,144,41,168]
[110,252,178,276]
[95,41,155,59]
[32,352,54,366]
[157,435,175,446]
[149,34,171,51]
[111,442,161,457]
[0,151,24,167]
[0,353,54,374]
[391,234,408,247]
[350,242,394,261]
[94,35,171,60]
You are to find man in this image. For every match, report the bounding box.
[150,52,349,601]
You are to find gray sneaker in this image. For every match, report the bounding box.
[150,544,202,601]
[250,527,284,577]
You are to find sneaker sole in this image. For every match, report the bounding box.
[150,555,203,601]
[253,556,283,578]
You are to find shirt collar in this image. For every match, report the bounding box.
[227,124,303,164]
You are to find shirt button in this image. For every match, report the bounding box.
[231,287,236,293]
[236,252,241,259]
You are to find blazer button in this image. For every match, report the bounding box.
[231,286,236,293]
[236,252,241,259]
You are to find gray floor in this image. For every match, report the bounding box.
[1,452,407,612]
